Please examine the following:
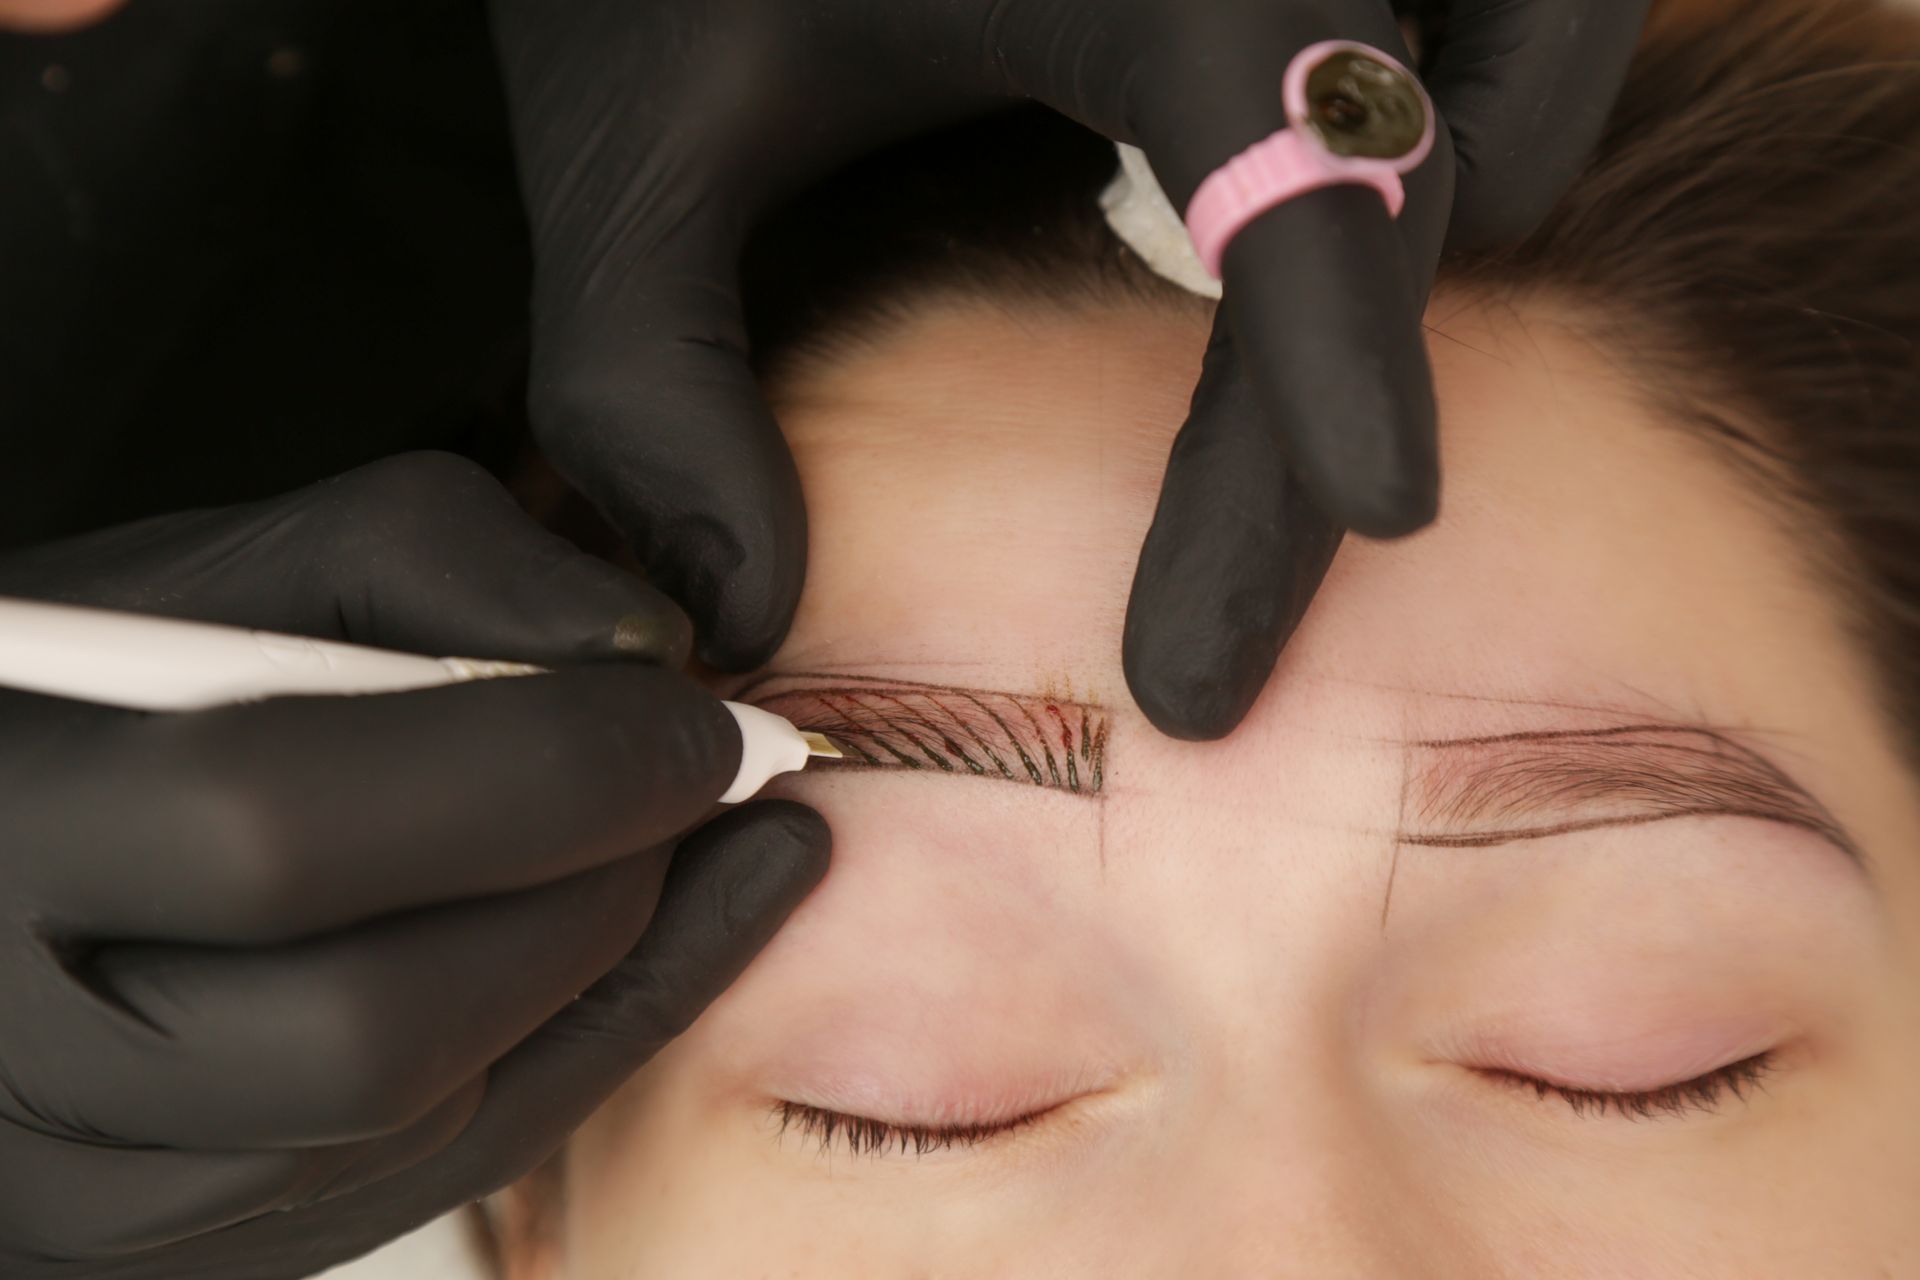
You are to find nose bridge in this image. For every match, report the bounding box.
[1135,847,1445,1277]
[1096,694,1438,1275]
[1168,1064,1419,1275]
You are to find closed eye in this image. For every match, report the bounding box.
[770,1100,1054,1158]
[1477,1051,1777,1120]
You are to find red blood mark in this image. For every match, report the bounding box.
[1045,702,1075,754]
[738,674,1110,797]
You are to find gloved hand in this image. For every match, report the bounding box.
[488,0,1649,740]
[0,452,830,1280]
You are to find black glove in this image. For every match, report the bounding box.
[0,452,830,1280]
[488,0,1648,740]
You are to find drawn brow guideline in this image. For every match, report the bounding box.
[736,672,1109,797]
[1399,723,1855,855]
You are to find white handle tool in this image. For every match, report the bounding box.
[0,595,838,802]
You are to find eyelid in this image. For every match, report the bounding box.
[1475,1052,1777,1121]
[764,1063,1128,1161]
[1432,1012,1791,1097]
[770,1099,1058,1159]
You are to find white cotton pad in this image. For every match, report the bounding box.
[1098,143,1223,301]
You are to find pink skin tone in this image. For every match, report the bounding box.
[0,0,122,31]
[501,293,1920,1277]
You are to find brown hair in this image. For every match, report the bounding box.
[493,1,1920,1269]
[1453,0,1920,764]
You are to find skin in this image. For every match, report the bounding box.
[0,0,122,31]
[502,292,1920,1277]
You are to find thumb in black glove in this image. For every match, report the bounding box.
[0,452,830,1279]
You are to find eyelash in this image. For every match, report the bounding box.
[1480,1052,1776,1120]
[773,1054,1777,1158]
[772,1100,1041,1157]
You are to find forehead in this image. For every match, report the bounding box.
[773,298,1834,708]
[762,296,1920,876]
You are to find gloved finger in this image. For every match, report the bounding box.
[0,1080,482,1263]
[359,801,829,1198]
[1119,98,1449,739]
[522,227,809,672]
[0,451,693,668]
[28,665,740,941]
[941,0,1406,200]
[73,802,830,1280]
[1420,0,1650,251]
[1122,319,1345,740]
[952,1,1441,536]
[20,852,667,1149]
[1221,186,1442,538]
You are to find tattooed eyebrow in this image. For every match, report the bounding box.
[1400,724,1859,860]
[733,672,1109,797]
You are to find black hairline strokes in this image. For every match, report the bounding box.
[736,672,1109,797]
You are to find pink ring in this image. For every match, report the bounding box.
[1185,40,1435,280]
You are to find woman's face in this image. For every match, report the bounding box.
[514,295,1920,1277]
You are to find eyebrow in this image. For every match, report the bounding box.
[1400,724,1859,860]
[735,672,1109,797]
[736,679,1855,861]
